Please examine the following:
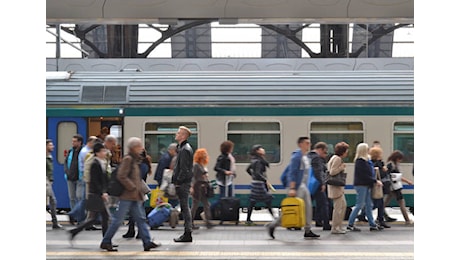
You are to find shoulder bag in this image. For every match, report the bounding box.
[371,168,384,199]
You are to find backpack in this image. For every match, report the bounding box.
[107,155,134,196]
[280,163,290,188]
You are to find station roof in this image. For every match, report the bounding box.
[46,0,414,24]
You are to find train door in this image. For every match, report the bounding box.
[47,117,87,210]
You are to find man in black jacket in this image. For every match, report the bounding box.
[172,126,194,242]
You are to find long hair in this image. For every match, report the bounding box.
[193,148,209,166]
[354,143,369,162]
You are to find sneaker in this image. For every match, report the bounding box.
[379,221,391,228]
[245,221,255,226]
[264,223,275,239]
[346,225,361,232]
[304,230,320,238]
[405,220,414,226]
[370,225,383,231]
[331,229,347,234]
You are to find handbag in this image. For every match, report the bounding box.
[390,172,403,190]
[307,167,320,194]
[205,181,215,198]
[371,168,384,199]
[326,171,346,186]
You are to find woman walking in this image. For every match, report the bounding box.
[190,148,214,229]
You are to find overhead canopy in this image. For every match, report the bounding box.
[46,0,414,24]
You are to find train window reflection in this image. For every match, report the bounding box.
[393,122,414,163]
[310,122,364,163]
[227,122,280,163]
[145,122,198,163]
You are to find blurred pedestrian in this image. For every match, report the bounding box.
[326,141,349,234]
[100,137,160,252]
[64,134,83,224]
[211,141,237,214]
[190,148,214,229]
[46,139,63,230]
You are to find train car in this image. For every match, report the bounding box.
[46,70,414,212]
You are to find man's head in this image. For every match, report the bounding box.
[86,136,98,149]
[297,137,311,153]
[167,143,178,156]
[127,137,144,155]
[104,134,117,150]
[72,134,83,148]
[46,139,54,153]
[313,142,328,159]
[175,126,192,143]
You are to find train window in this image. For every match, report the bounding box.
[227,122,281,163]
[144,122,198,163]
[57,122,78,164]
[393,122,414,163]
[310,122,364,163]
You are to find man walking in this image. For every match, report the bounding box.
[46,139,63,230]
[172,126,194,242]
[266,137,320,239]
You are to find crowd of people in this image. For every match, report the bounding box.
[46,126,414,252]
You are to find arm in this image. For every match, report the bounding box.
[117,155,136,191]
[90,161,103,195]
[328,156,345,176]
[287,153,301,196]
[310,156,324,184]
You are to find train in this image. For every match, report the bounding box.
[46,69,414,212]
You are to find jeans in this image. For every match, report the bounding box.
[102,200,152,247]
[68,180,87,223]
[313,188,331,228]
[348,185,376,227]
[46,180,59,225]
[176,184,192,233]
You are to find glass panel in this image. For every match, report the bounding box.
[310,133,364,163]
[394,133,414,163]
[57,122,77,164]
[145,122,197,132]
[311,122,363,131]
[228,122,280,131]
[228,133,280,163]
[394,122,414,131]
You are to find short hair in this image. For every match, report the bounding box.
[354,142,369,162]
[250,144,263,156]
[314,142,328,150]
[220,140,234,154]
[168,143,178,151]
[387,150,404,163]
[193,148,209,165]
[127,137,142,150]
[87,136,98,143]
[104,134,117,144]
[46,139,53,145]
[369,146,383,161]
[334,142,349,156]
[179,126,192,138]
[297,137,310,144]
[93,142,105,154]
[73,134,83,143]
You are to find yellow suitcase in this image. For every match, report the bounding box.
[280,197,306,229]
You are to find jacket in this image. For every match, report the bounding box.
[64,146,82,181]
[246,155,269,182]
[286,149,305,190]
[154,152,172,184]
[172,140,194,185]
[307,151,327,185]
[117,152,144,201]
[327,155,346,199]
[214,153,231,184]
[353,158,377,187]
[89,158,109,195]
[46,155,54,182]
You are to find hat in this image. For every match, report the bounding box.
[93,142,105,154]
[250,144,263,156]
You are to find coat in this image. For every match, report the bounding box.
[327,155,346,199]
[117,153,144,201]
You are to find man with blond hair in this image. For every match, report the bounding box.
[172,126,194,242]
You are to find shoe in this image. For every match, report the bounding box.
[68,215,77,225]
[315,221,323,227]
[144,241,161,251]
[68,230,77,242]
[379,221,391,228]
[135,233,141,239]
[322,225,332,231]
[265,223,275,239]
[405,220,414,225]
[206,222,214,229]
[331,229,347,234]
[370,225,383,231]
[304,230,320,238]
[52,223,64,230]
[200,212,206,221]
[174,232,192,243]
[100,243,118,252]
[384,215,397,222]
[122,230,135,238]
[245,221,255,226]
[112,244,119,248]
[192,224,200,230]
[85,225,102,231]
[346,225,361,232]
[357,215,368,222]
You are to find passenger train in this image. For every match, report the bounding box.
[46,69,414,212]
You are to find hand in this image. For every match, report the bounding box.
[320,184,326,192]
[288,188,296,197]
[376,180,383,186]
[225,171,233,175]
[102,193,109,202]
[190,187,194,195]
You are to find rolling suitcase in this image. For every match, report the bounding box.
[147,203,171,228]
[219,176,240,225]
[280,197,305,229]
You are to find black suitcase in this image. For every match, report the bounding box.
[218,176,240,225]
